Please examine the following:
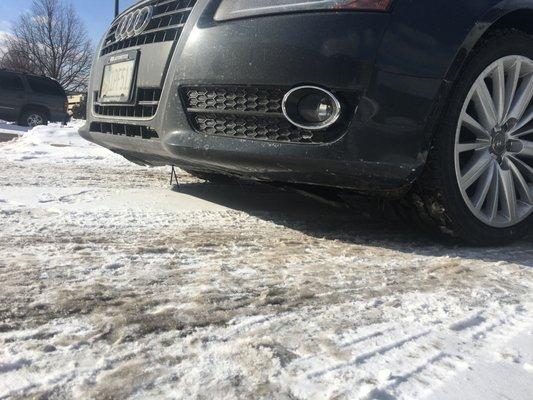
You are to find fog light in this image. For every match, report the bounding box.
[282,86,341,130]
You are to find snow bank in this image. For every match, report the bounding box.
[0,121,29,135]
[18,120,88,146]
[0,121,125,164]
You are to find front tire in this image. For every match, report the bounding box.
[410,30,533,245]
[19,110,48,128]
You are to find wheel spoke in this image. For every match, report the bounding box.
[461,112,491,140]
[460,150,492,189]
[492,60,506,122]
[498,166,518,222]
[508,74,533,122]
[473,161,495,210]
[518,140,533,158]
[510,105,533,136]
[508,154,533,180]
[504,59,522,119]
[457,140,490,153]
[486,168,500,222]
[508,158,533,204]
[473,79,498,130]
[511,126,533,139]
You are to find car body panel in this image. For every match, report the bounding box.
[0,72,27,121]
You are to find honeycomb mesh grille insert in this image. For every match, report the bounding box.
[101,0,197,56]
[182,86,343,144]
[94,88,162,118]
[90,122,159,140]
[185,87,284,114]
[193,114,316,143]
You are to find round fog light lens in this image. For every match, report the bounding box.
[298,94,334,123]
[282,86,341,130]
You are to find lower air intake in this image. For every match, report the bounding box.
[182,86,347,144]
[90,122,159,140]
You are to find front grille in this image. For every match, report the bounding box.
[90,122,159,140]
[94,88,161,118]
[101,0,196,56]
[182,86,343,144]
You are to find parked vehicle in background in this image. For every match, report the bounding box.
[0,69,69,127]
[81,0,533,245]
[67,93,87,120]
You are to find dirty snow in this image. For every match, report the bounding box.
[0,123,532,400]
[0,122,28,136]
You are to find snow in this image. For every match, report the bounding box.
[0,121,29,136]
[0,120,124,164]
[0,123,532,399]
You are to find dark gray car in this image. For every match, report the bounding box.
[81,0,533,245]
[0,69,68,127]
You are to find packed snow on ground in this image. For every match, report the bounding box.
[0,123,532,400]
[0,121,28,136]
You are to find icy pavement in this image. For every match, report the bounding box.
[0,123,532,400]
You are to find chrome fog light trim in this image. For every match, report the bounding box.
[282,86,341,131]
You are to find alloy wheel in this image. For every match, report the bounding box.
[455,55,533,228]
[27,114,44,127]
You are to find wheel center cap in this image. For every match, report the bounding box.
[491,131,507,155]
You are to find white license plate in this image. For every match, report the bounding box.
[99,59,136,103]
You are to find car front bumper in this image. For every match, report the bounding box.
[80,0,442,193]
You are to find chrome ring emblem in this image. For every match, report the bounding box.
[115,6,153,41]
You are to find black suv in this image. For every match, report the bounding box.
[81,0,533,244]
[0,69,68,127]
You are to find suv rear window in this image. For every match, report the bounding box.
[27,76,65,97]
[0,73,24,91]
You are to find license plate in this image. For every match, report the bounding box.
[99,54,137,103]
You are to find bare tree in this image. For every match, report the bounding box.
[0,0,93,92]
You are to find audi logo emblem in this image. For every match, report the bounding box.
[115,6,153,41]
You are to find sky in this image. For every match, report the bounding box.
[0,0,139,44]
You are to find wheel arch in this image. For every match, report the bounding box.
[420,3,533,170]
[444,4,533,84]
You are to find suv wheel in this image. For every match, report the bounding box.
[408,30,533,245]
[20,110,48,128]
